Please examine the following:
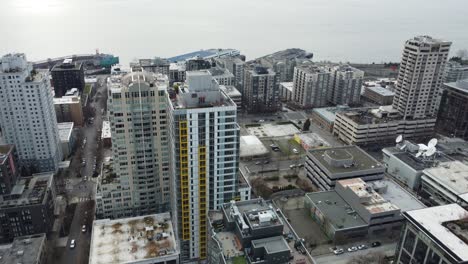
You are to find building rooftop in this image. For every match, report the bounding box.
[365,86,395,96]
[367,179,425,212]
[385,145,453,171]
[280,82,294,92]
[312,106,350,123]
[239,135,269,158]
[445,79,468,93]
[89,212,178,264]
[101,121,111,139]
[0,53,29,73]
[306,191,367,229]
[0,173,53,208]
[108,71,168,93]
[405,204,468,262]
[167,48,240,62]
[339,106,404,125]
[51,60,82,71]
[296,64,331,74]
[0,234,46,264]
[169,62,186,71]
[220,85,241,97]
[58,122,74,142]
[407,35,452,46]
[222,199,283,231]
[0,145,14,165]
[423,161,468,196]
[308,145,384,175]
[208,66,235,79]
[54,95,81,105]
[295,133,330,149]
[251,236,290,254]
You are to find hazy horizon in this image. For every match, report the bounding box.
[2,0,468,65]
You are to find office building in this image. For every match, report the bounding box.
[310,105,349,133]
[437,79,468,140]
[420,161,468,207]
[133,57,171,76]
[244,66,280,113]
[305,178,424,244]
[208,66,235,86]
[292,64,331,108]
[208,198,310,264]
[0,173,55,243]
[89,213,179,264]
[53,95,84,127]
[305,145,384,191]
[382,140,453,190]
[329,65,364,106]
[444,60,468,83]
[220,85,242,111]
[279,82,293,102]
[0,145,18,195]
[0,53,62,173]
[51,59,85,97]
[96,71,171,219]
[333,106,436,145]
[362,86,395,105]
[393,36,451,119]
[186,57,212,71]
[0,234,47,264]
[169,70,241,262]
[395,204,468,264]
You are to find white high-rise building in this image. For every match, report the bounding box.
[169,71,240,262]
[0,53,62,172]
[393,36,452,119]
[96,71,172,219]
[292,64,332,108]
[329,65,364,106]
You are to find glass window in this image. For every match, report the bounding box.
[403,229,416,253]
[414,239,428,263]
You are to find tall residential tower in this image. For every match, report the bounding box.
[169,71,240,262]
[0,53,62,172]
[392,36,451,119]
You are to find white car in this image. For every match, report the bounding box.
[347,246,358,252]
[333,248,344,255]
[82,225,87,233]
[358,244,367,250]
[292,148,299,154]
[70,239,76,249]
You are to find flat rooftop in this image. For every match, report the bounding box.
[220,85,241,97]
[0,234,46,264]
[240,135,269,158]
[306,191,367,230]
[308,145,384,175]
[391,150,452,171]
[405,204,468,262]
[280,82,294,92]
[0,173,53,208]
[251,236,290,253]
[54,95,81,104]
[312,106,350,123]
[423,161,468,196]
[367,179,425,212]
[101,121,111,139]
[51,61,82,71]
[296,133,330,149]
[58,122,74,142]
[89,212,178,264]
[208,66,234,78]
[365,86,395,96]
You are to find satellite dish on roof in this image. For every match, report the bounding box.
[425,146,436,157]
[428,138,438,148]
[396,135,403,143]
[418,144,428,151]
[415,152,422,158]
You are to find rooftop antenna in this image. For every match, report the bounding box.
[396,135,403,144]
[428,138,438,148]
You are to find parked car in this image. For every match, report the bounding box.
[70,239,76,249]
[371,241,381,248]
[347,246,358,252]
[292,148,299,154]
[289,164,296,169]
[358,244,367,250]
[81,225,86,233]
[255,161,261,165]
[333,248,344,255]
[264,160,269,164]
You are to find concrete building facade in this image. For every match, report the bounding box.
[96,71,172,219]
[0,53,62,172]
[362,86,395,105]
[392,36,451,120]
[0,233,48,264]
[54,95,84,127]
[244,66,280,113]
[0,145,18,195]
[169,71,241,262]
[329,65,364,106]
[51,59,85,97]
[444,60,468,83]
[292,64,331,108]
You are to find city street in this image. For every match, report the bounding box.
[313,243,396,264]
[54,76,108,264]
